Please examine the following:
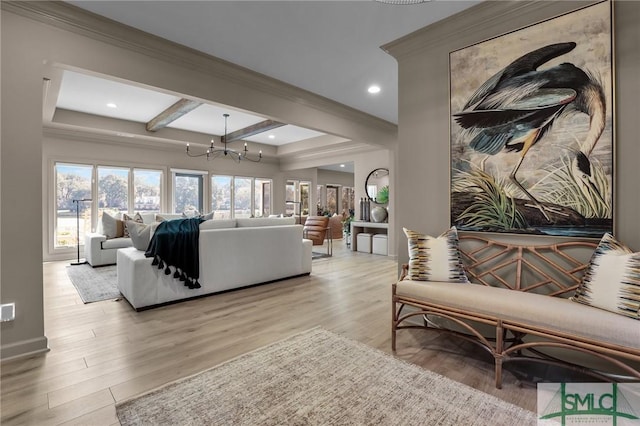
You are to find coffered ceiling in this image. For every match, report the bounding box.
[48,1,479,165]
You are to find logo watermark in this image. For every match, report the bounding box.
[538,383,640,425]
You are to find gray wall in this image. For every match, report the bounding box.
[386,1,640,266]
[317,170,355,187]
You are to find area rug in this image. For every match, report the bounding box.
[116,328,536,425]
[66,264,121,303]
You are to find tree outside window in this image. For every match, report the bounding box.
[174,173,203,214]
[134,169,161,212]
[234,177,252,218]
[55,163,92,248]
[98,166,129,218]
[211,175,232,219]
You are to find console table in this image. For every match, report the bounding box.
[350,221,388,252]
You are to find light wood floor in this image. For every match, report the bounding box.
[1,240,536,425]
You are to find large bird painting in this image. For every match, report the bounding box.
[450,1,612,238]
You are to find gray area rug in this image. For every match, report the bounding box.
[116,328,536,425]
[66,264,121,303]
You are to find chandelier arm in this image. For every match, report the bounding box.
[185,113,262,163]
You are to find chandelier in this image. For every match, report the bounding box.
[186,113,262,163]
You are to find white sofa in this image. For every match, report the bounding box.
[85,213,182,266]
[117,217,313,310]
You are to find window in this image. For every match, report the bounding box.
[326,185,339,215]
[134,169,162,213]
[211,175,232,219]
[55,163,93,248]
[300,182,310,216]
[255,178,271,217]
[341,186,355,214]
[285,180,296,216]
[234,177,252,218]
[173,171,204,213]
[97,166,129,219]
[212,175,272,219]
[286,180,311,216]
[51,162,166,256]
[317,185,323,215]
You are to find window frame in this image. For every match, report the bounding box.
[211,174,273,219]
[171,168,207,214]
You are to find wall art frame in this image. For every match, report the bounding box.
[449,0,613,238]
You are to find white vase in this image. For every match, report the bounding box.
[370,206,388,223]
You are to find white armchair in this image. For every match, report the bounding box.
[85,233,133,267]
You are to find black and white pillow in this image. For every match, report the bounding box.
[572,233,640,320]
[403,226,468,283]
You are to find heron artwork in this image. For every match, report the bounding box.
[453,42,607,223]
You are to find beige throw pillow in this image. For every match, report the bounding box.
[101,212,124,239]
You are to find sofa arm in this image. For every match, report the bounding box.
[85,232,106,266]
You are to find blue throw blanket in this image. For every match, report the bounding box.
[145,217,204,289]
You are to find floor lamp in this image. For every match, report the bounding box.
[70,198,92,266]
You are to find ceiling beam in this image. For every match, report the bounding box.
[146,98,202,132]
[223,119,285,143]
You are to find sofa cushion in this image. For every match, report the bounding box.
[126,221,153,251]
[236,217,295,227]
[396,279,640,350]
[139,212,156,224]
[101,237,133,250]
[200,219,236,230]
[101,212,125,239]
[571,233,640,320]
[403,227,468,283]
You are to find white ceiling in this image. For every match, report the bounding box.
[57,69,326,146]
[67,0,479,125]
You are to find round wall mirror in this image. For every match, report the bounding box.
[365,168,389,204]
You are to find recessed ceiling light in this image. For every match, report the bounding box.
[340,164,345,168]
[106,102,117,108]
[367,85,381,94]
[268,135,275,139]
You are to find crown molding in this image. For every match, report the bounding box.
[382,1,596,60]
[4,1,396,137]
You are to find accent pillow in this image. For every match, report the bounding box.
[122,213,143,238]
[201,211,214,220]
[101,212,124,239]
[403,226,469,283]
[125,221,152,251]
[571,233,640,320]
[182,209,200,218]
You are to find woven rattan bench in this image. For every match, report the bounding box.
[392,235,640,388]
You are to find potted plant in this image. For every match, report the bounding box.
[377,185,389,204]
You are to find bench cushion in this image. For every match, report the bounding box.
[396,280,640,350]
